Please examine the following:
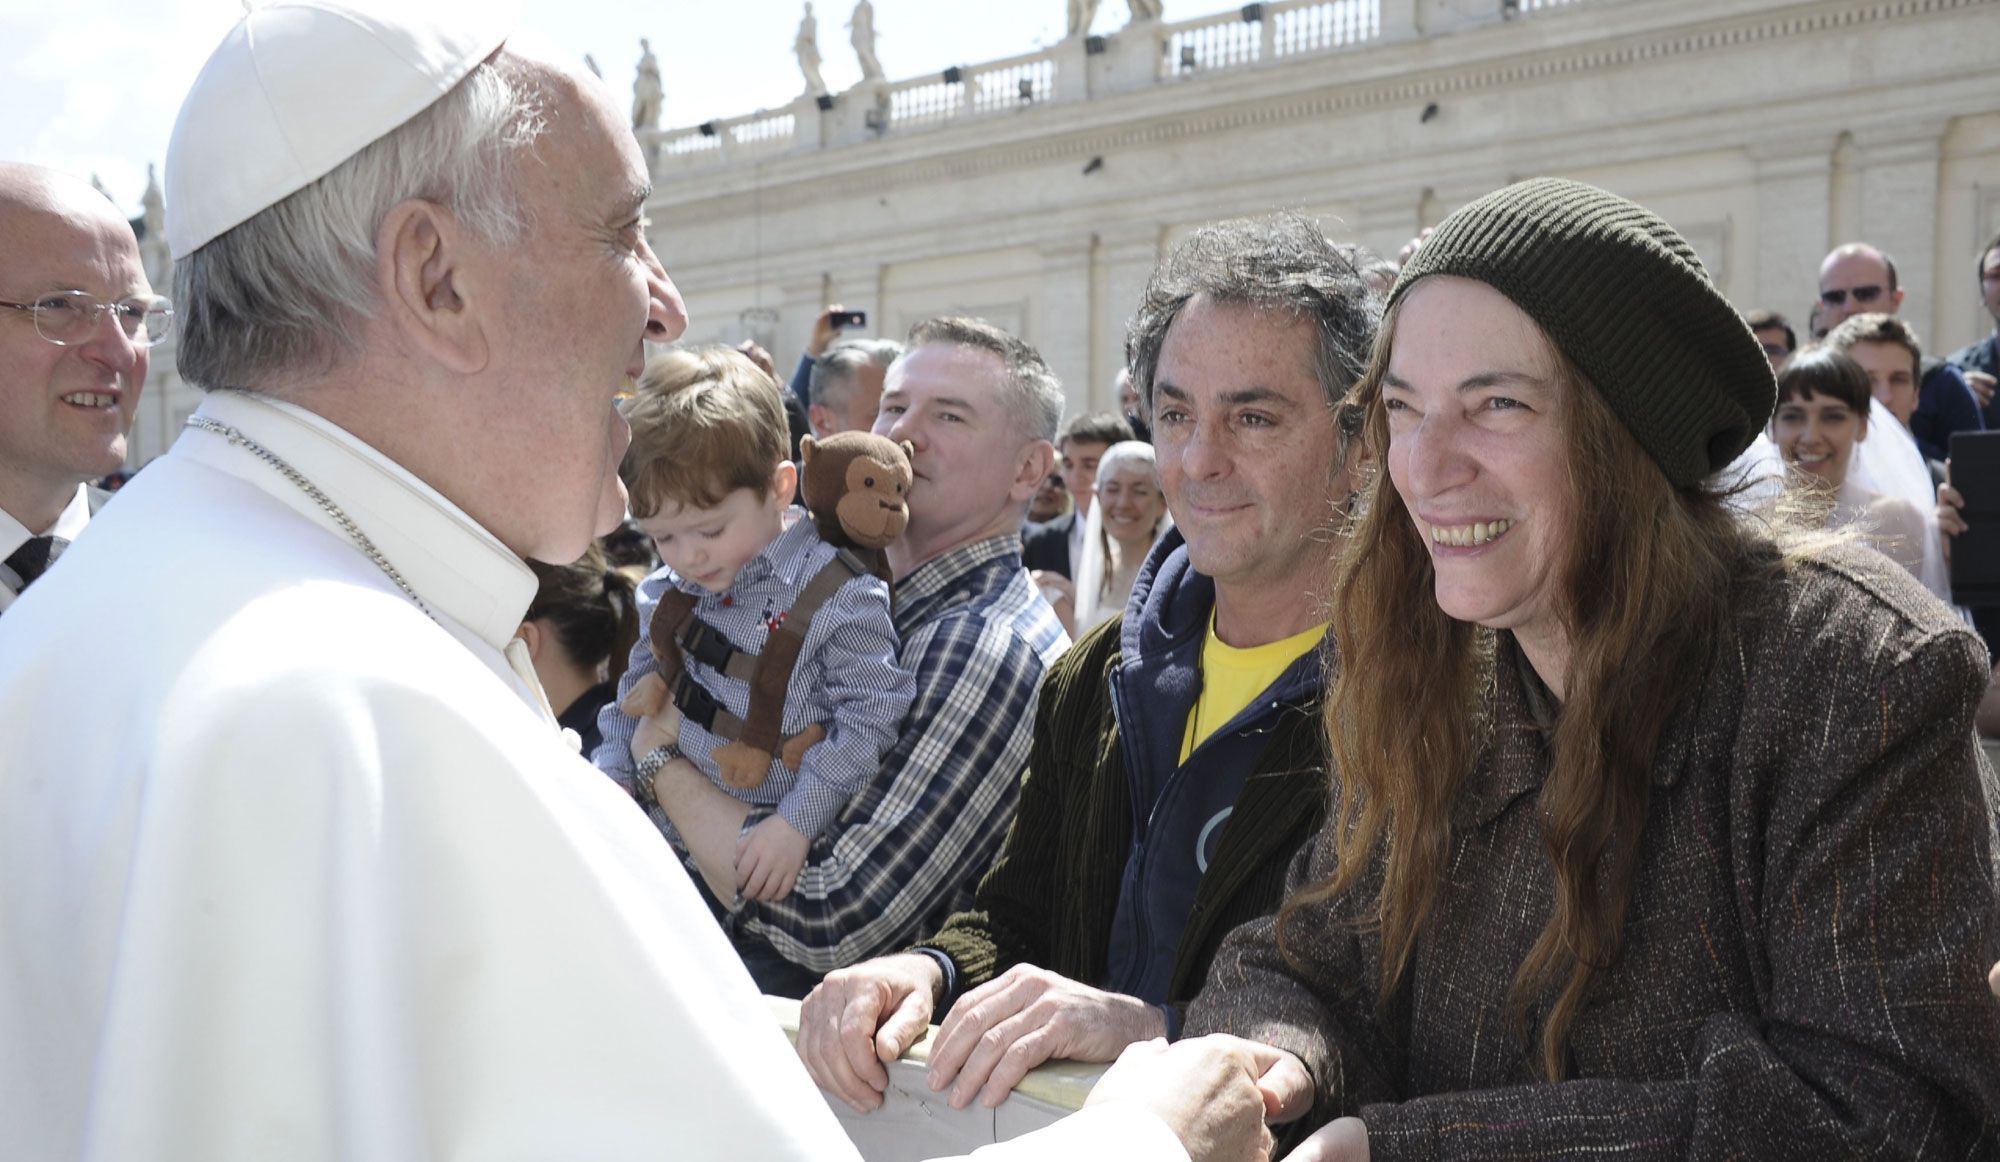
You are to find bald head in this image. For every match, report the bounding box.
[0,163,153,533]
[0,163,106,209]
[1818,242,1904,328]
[0,164,137,260]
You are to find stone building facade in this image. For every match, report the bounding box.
[129,0,2000,462]
[639,0,2000,419]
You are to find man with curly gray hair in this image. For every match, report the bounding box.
[798,212,1381,1116]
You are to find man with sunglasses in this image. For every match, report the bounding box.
[0,164,168,611]
[1819,241,1983,463]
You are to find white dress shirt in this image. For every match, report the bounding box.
[0,482,92,612]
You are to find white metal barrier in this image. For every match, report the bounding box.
[768,995,1102,1162]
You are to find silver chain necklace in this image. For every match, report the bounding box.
[185,414,437,622]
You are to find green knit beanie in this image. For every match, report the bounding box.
[1388,178,1775,488]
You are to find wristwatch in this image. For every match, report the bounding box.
[631,742,682,810]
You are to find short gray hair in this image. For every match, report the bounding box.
[1094,439,1157,489]
[903,316,1063,443]
[1126,212,1380,413]
[173,52,548,391]
[810,338,902,416]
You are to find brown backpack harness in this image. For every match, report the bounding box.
[645,548,871,788]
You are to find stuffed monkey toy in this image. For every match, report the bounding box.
[623,432,913,790]
[797,430,914,585]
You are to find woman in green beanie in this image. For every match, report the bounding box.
[1185,178,2000,1158]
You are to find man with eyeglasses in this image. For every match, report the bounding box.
[1945,232,2000,404]
[1818,241,1984,462]
[0,163,168,612]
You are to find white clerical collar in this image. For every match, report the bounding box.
[0,482,91,563]
[177,389,537,653]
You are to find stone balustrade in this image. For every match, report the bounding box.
[1162,0,1381,78]
[639,0,1622,172]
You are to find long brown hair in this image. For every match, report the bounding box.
[1282,298,1760,1080]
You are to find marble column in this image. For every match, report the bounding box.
[1855,124,1947,343]
[778,276,831,370]
[1747,138,1835,321]
[1352,190,1422,272]
[1378,0,1420,40]
[1094,224,1164,411]
[1052,37,1090,104]
[1038,237,1098,415]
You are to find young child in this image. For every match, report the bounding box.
[599,347,913,904]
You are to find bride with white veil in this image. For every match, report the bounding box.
[1772,347,1950,601]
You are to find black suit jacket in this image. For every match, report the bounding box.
[1,486,111,604]
[1021,512,1074,579]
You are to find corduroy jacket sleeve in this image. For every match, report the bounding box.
[920,619,1127,996]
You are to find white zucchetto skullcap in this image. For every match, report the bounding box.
[165,0,511,259]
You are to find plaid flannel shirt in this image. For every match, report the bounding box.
[736,533,1068,972]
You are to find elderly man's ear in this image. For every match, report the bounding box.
[377,199,491,375]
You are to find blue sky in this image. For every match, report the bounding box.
[0,0,1242,215]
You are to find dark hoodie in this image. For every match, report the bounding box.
[1100,528,1325,1013]
[917,526,1327,1018]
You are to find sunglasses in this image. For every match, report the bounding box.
[1818,284,1888,308]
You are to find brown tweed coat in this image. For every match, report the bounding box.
[1187,542,2000,1157]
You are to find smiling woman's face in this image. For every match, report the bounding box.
[1771,391,1866,491]
[1383,276,1576,651]
[1096,459,1165,546]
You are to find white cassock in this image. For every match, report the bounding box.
[0,389,1183,1162]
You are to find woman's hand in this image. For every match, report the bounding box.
[1031,569,1077,634]
[1937,472,1966,563]
[1282,1117,1369,1162]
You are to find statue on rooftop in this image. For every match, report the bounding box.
[849,0,883,81]
[141,164,164,240]
[631,38,662,131]
[1067,0,1100,38]
[796,3,828,96]
[1127,0,1164,21]
[138,163,170,287]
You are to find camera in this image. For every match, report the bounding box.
[829,309,868,331]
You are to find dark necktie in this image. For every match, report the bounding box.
[5,535,67,594]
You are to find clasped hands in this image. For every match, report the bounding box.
[797,955,1368,1160]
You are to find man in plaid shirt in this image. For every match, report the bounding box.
[629,316,1069,995]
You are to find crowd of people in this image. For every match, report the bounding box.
[3,3,2000,1161]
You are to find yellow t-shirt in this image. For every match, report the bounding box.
[1180,616,1328,762]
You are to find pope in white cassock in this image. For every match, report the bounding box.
[0,3,1289,1160]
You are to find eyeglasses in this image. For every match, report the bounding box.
[1818,284,1887,309]
[0,290,174,347]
